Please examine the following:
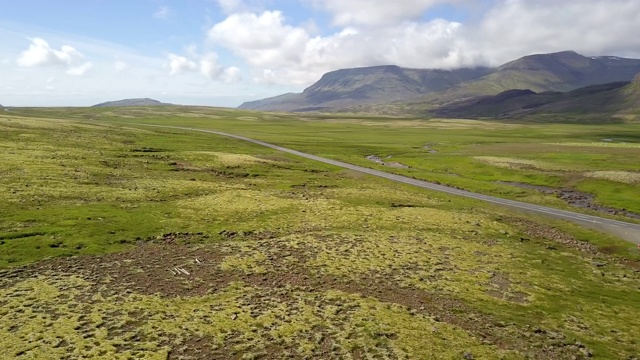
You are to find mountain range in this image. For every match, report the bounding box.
[92,98,171,107]
[240,66,492,111]
[431,76,640,120]
[238,51,640,115]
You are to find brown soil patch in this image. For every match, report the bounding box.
[486,272,529,304]
[1,234,593,359]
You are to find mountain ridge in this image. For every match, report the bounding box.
[239,51,640,113]
[238,65,492,111]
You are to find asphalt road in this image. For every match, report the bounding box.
[144,124,640,244]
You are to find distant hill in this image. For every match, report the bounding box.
[431,76,640,120]
[239,51,640,113]
[238,65,492,111]
[92,98,171,107]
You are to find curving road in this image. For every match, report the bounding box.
[142,124,640,244]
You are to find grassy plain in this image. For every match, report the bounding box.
[18,105,640,217]
[1,108,639,359]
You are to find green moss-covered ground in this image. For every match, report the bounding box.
[1,109,639,359]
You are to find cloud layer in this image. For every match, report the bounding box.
[207,0,640,85]
[315,0,449,26]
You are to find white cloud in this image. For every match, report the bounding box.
[67,62,93,76]
[467,0,640,64]
[208,11,309,68]
[314,0,448,26]
[200,53,223,79]
[206,0,640,86]
[167,53,197,75]
[167,51,242,83]
[201,56,242,83]
[185,44,198,57]
[114,60,128,71]
[217,0,244,14]
[17,38,83,67]
[221,66,242,83]
[207,10,468,84]
[2,27,251,107]
[154,6,170,19]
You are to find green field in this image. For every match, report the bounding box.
[1,107,639,359]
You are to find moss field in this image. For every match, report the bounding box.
[0,107,639,359]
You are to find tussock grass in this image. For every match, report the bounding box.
[584,170,640,184]
[473,156,564,171]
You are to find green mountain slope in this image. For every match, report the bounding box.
[431,75,640,121]
[240,51,640,113]
[238,65,492,111]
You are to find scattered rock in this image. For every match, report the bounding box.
[365,155,410,168]
[423,146,438,153]
[365,155,384,164]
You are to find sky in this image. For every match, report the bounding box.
[2,0,640,107]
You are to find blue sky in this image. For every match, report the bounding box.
[2,0,640,107]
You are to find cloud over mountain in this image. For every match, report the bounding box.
[208,0,640,86]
